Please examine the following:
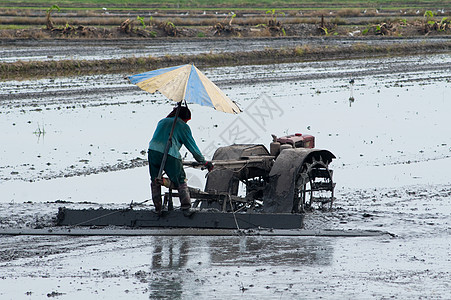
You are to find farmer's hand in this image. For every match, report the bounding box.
[204,161,214,172]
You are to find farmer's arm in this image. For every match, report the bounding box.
[181,125,206,163]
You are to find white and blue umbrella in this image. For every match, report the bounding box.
[129,64,240,179]
[128,64,241,114]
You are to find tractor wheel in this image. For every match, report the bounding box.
[293,155,335,212]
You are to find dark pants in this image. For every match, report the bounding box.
[148,150,191,211]
[148,150,186,187]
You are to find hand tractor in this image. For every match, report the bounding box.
[57,133,335,229]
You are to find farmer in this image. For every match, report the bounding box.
[148,105,213,214]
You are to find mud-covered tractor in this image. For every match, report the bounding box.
[57,133,336,229]
[187,133,336,213]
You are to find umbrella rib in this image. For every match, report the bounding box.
[182,65,193,102]
[129,64,241,114]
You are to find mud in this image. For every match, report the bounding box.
[1,37,451,80]
[1,6,450,41]
[0,182,449,298]
[0,43,450,298]
[2,37,450,63]
[1,53,450,184]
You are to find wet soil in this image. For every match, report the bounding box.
[1,36,450,63]
[1,36,450,80]
[0,183,449,299]
[1,53,450,184]
[0,40,450,298]
[1,7,450,40]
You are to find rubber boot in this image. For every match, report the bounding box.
[151,180,162,214]
[177,182,191,211]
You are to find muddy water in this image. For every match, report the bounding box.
[1,54,450,189]
[1,37,449,62]
[1,53,450,299]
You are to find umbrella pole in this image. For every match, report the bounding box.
[156,102,182,182]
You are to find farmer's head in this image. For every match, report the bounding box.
[167,106,191,122]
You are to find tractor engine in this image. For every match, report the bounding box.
[201,132,335,213]
[270,133,315,156]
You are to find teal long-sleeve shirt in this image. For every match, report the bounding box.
[148,117,206,163]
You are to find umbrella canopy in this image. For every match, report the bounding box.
[128,64,241,114]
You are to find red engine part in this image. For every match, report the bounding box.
[277,133,315,149]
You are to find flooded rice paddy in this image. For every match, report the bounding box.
[0,51,450,299]
[1,37,449,62]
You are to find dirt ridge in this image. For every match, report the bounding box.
[2,39,451,80]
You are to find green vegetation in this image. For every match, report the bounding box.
[440,17,449,29]
[228,12,237,25]
[136,15,146,29]
[424,10,436,25]
[2,0,451,10]
[0,25,30,29]
[0,0,449,38]
[45,4,60,29]
[266,9,285,23]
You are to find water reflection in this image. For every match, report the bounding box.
[148,237,190,299]
[150,237,190,269]
[208,236,334,266]
[349,78,355,107]
[33,123,46,143]
[147,235,334,298]
[149,236,333,268]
